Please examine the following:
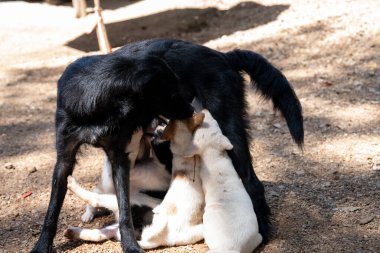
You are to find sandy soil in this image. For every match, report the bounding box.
[0,0,379,252]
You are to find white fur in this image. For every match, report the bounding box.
[81,129,144,222]
[185,110,263,253]
[65,129,171,241]
[138,120,205,249]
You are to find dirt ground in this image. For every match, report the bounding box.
[0,0,379,252]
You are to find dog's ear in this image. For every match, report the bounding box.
[162,120,176,141]
[218,135,233,150]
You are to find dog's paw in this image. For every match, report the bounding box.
[67,176,76,190]
[81,210,95,223]
[64,227,80,240]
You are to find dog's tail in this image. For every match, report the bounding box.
[225,50,304,147]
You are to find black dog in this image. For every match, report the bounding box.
[31,39,303,253]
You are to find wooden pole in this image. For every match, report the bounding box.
[72,0,87,18]
[93,0,112,53]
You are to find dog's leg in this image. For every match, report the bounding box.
[82,157,114,223]
[131,192,162,209]
[103,138,144,253]
[67,176,118,214]
[177,224,204,245]
[31,135,80,253]
[138,212,168,249]
[64,223,119,242]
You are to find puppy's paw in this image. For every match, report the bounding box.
[81,210,95,223]
[64,227,80,240]
[67,176,76,190]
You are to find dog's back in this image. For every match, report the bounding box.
[186,110,262,253]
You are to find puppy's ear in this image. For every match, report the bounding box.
[162,121,176,141]
[218,135,233,150]
[188,112,205,131]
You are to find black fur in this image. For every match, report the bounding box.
[131,205,154,240]
[31,39,303,253]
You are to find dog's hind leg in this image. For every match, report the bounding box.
[64,223,120,242]
[31,134,81,253]
[102,136,144,253]
[67,176,119,214]
[82,157,114,223]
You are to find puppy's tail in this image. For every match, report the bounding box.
[225,50,304,147]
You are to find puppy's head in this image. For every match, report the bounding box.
[184,110,233,157]
[162,112,204,154]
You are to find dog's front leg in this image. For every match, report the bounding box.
[31,136,80,253]
[104,141,144,253]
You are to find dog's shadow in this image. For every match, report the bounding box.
[66,1,289,52]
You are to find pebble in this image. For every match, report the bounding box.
[372,164,380,171]
[295,169,305,175]
[4,163,15,170]
[273,123,282,129]
[321,181,331,187]
[338,206,361,212]
[28,167,37,174]
[375,181,380,189]
[359,215,375,225]
[269,191,280,197]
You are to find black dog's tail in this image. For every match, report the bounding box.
[225,49,304,147]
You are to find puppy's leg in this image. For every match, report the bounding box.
[131,192,162,209]
[64,223,119,242]
[103,137,144,253]
[31,135,80,253]
[82,157,114,223]
[67,176,118,214]
[81,129,142,223]
[138,212,168,249]
[177,224,204,245]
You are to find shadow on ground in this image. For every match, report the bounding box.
[66,2,289,52]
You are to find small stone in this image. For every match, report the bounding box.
[339,206,360,212]
[273,123,282,129]
[359,215,375,225]
[321,181,331,187]
[269,191,280,197]
[295,169,305,175]
[28,167,37,174]
[4,163,15,170]
[372,164,380,171]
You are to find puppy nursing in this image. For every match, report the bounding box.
[186,110,263,253]
[66,111,262,252]
[65,128,172,241]
[138,113,205,249]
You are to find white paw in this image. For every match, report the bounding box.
[67,176,76,190]
[81,210,95,223]
[64,227,80,240]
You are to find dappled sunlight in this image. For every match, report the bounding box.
[301,96,380,127]
[1,0,379,252]
[310,135,380,168]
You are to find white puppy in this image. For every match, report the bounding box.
[185,110,263,253]
[137,113,205,249]
[64,129,171,241]
[80,129,154,223]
